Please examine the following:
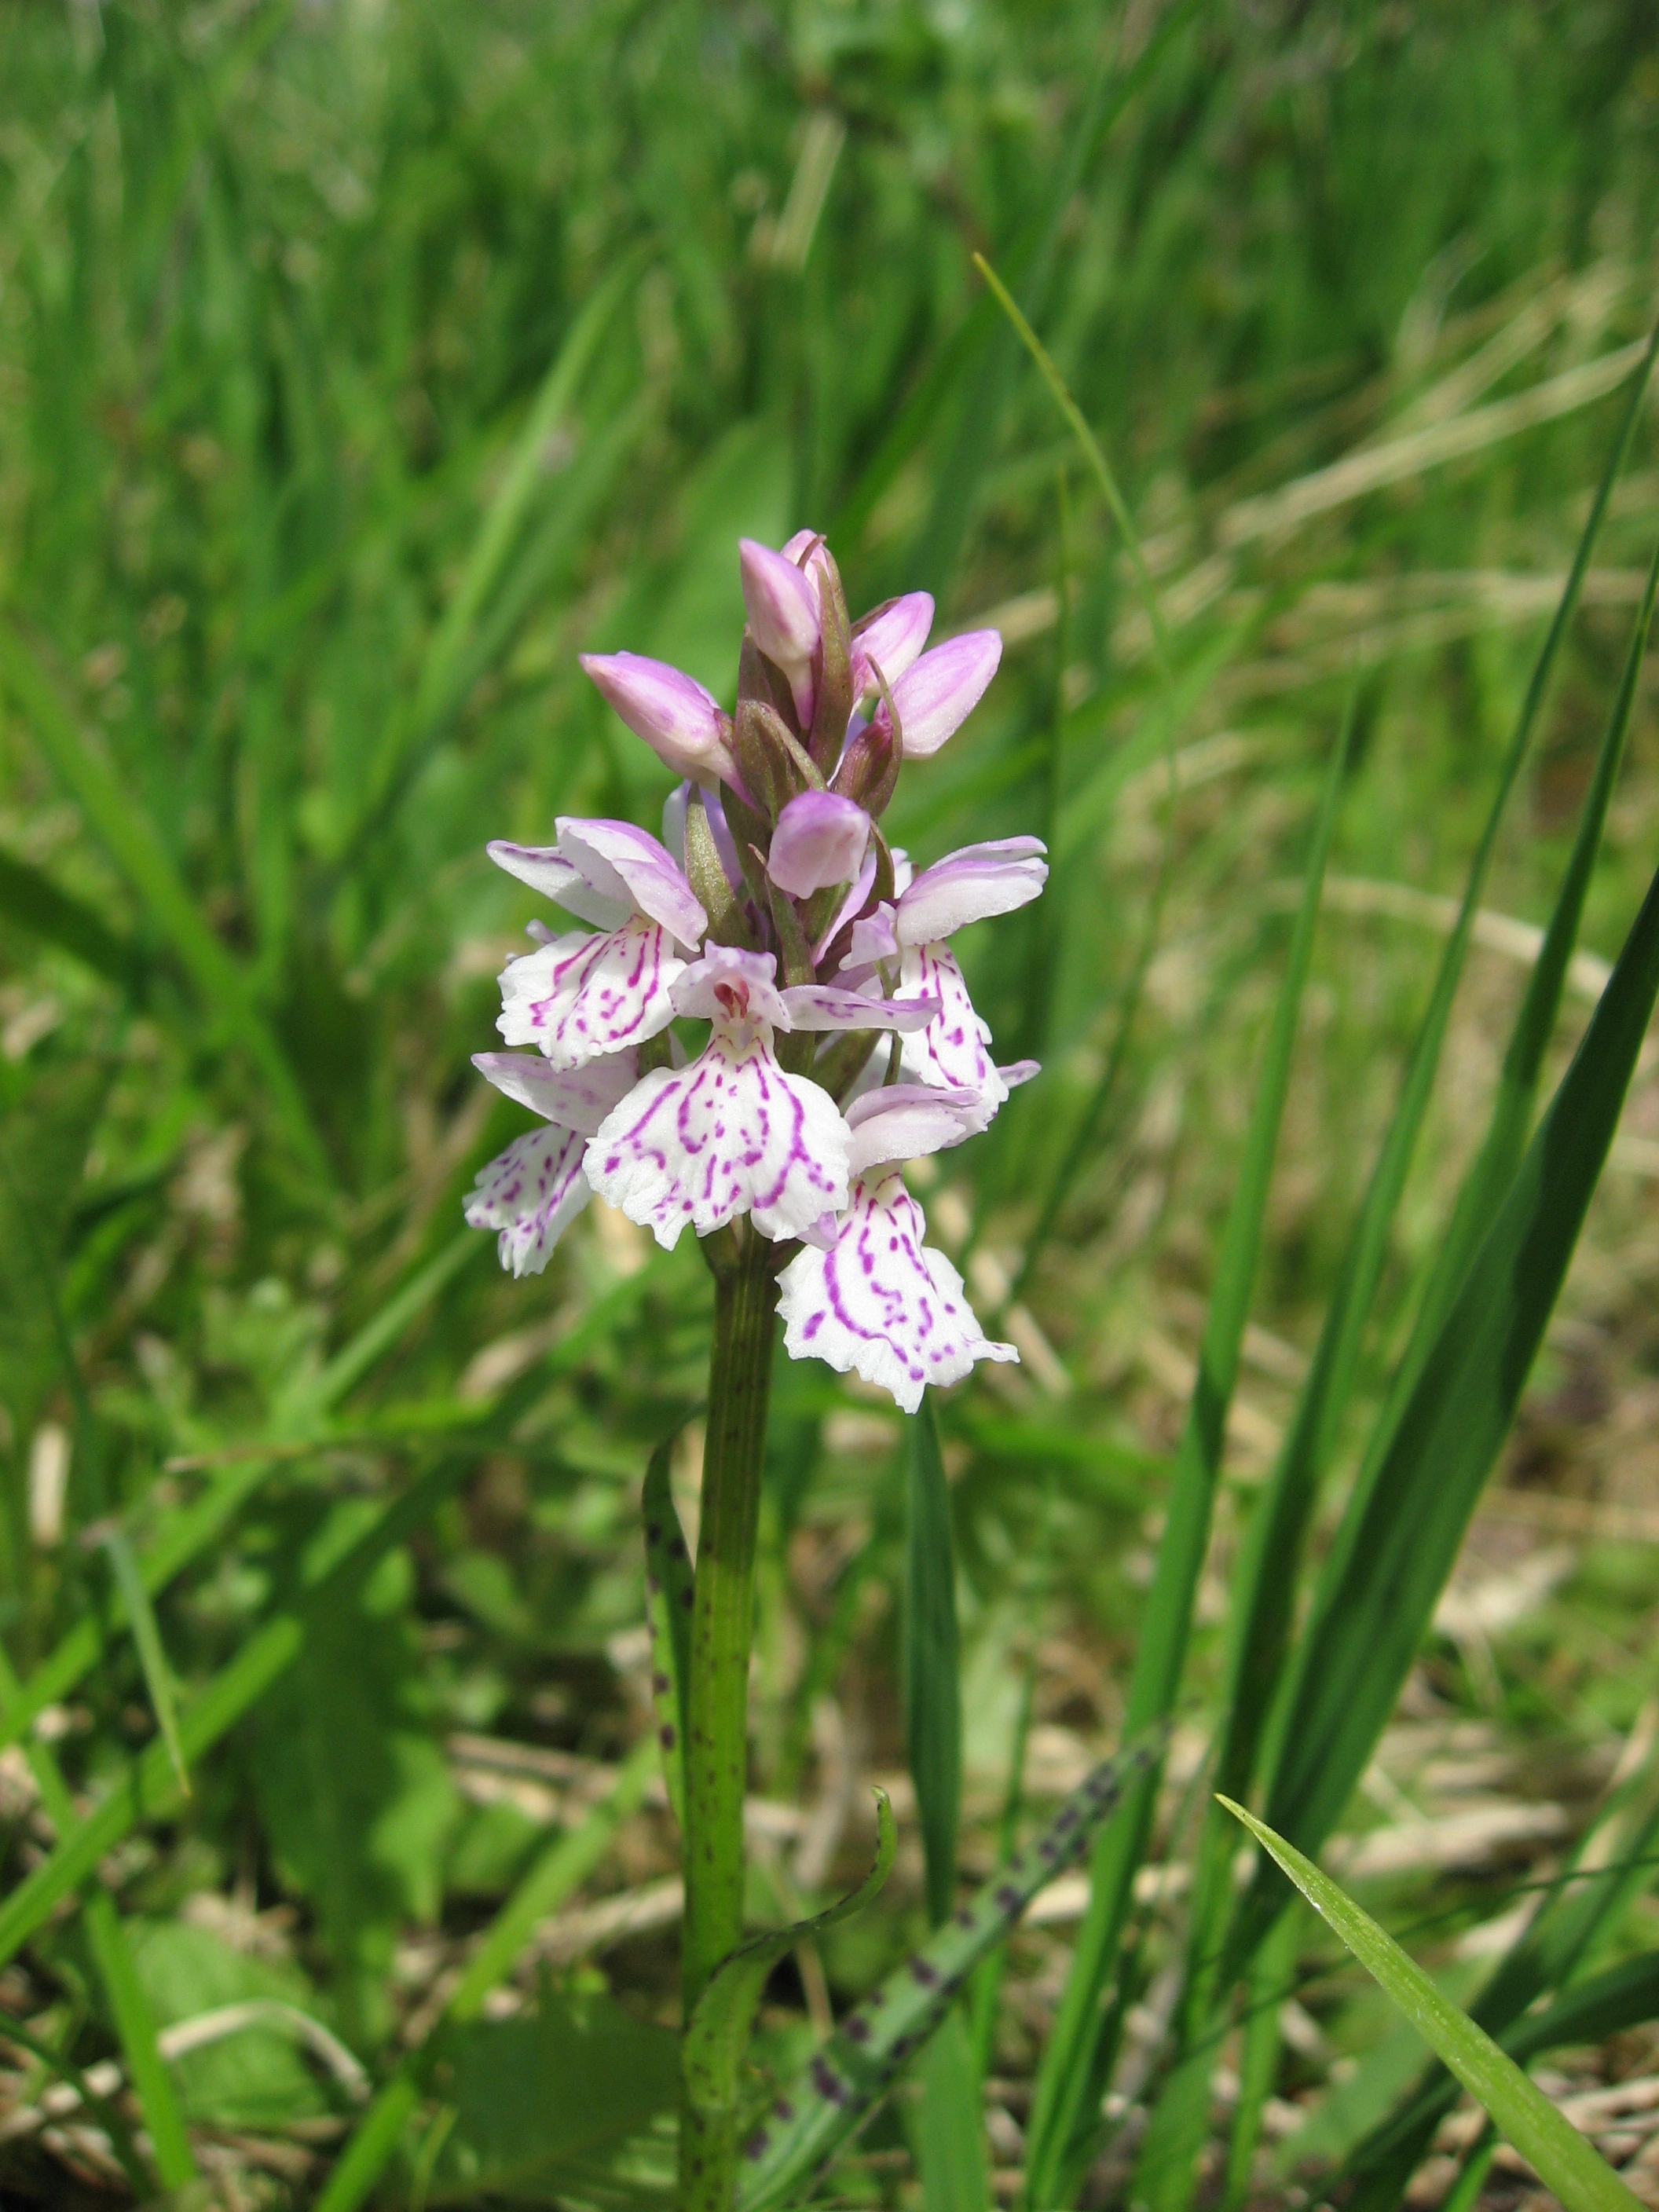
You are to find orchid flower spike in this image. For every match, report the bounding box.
[777,1085,1016,1412]
[492,819,706,1070]
[471,527,1038,1412]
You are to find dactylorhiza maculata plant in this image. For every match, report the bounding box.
[462,530,1045,2209]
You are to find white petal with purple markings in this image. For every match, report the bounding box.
[498,917,686,1068]
[845,1082,991,1173]
[585,1027,851,1247]
[465,1125,592,1278]
[776,1169,1016,1412]
[895,942,1009,1108]
[489,842,628,930]
[779,983,940,1033]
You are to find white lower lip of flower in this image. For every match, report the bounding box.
[776,1169,1016,1412]
[465,1125,592,1277]
[497,917,687,1070]
[584,1024,851,1248]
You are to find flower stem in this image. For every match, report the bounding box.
[680,1221,778,2210]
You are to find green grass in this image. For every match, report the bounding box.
[4,2,1659,2204]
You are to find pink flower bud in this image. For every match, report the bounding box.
[870,629,1002,760]
[767,789,871,898]
[739,539,821,688]
[579,651,735,783]
[851,592,934,700]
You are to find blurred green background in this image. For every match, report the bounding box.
[4,1,1659,2203]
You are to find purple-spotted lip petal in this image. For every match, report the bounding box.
[845,1082,991,1173]
[851,591,934,699]
[670,943,791,1028]
[778,984,941,1034]
[740,538,821,673]
[471,1049,640,1138]
[579,650,735,782]
[871,630,1002,760]
[487,841,629,930]
[556,817,707,947]
[894,837,1048,945]
[767,790,872,899]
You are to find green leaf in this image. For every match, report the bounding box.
[1026,701,1352,2207]
[423,1989,679,2207]
[684,1789,896,2125]
[643,1437,694,1828]
[251,1539,459,2050]
[737,1735,1160,2212]
[126,1918,334,2130]
[905,1398,961,1932]
[1218,1800,1644,2212]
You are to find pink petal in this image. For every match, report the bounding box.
[851,592,934,699]
[498,917,687,1070]
[767,790,871,898]
[580,651,736,783]
[779,983,940,1033]
[585,1029,851,1247]
[670,944,791,1029]
[776,1170,1016,1412]
[894,837,1048,944]
[844,1082,991,1173]
[740,538,821,678]
[870,630,1002,760]
[465,1125,591,1277]
[471,1049,639,1137]
[488,842,629,930]
[556,817,707,947]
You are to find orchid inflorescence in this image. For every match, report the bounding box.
[464,529,1047,1412]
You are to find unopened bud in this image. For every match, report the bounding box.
[580,651,736,783]
[767,790,871,898]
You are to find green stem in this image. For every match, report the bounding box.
[680,1223,778,2211]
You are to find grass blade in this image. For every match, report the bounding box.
[913,2012,991,2212]
[93,1524,189,1796]
[0,843,145,991]
[1024,701,1352,2207]
[738,1736,1162,2212]
[1219,1800,1644,2212]
[906,1397,962,1932]
[1247,838,1659,1943]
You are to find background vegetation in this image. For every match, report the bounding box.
[3,0,1659,2203]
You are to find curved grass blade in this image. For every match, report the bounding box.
[1024,703,1352,2207]
[738,1736,1161,2212]
[643,1438,694,1827]
[1219,1800,1643,2212]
